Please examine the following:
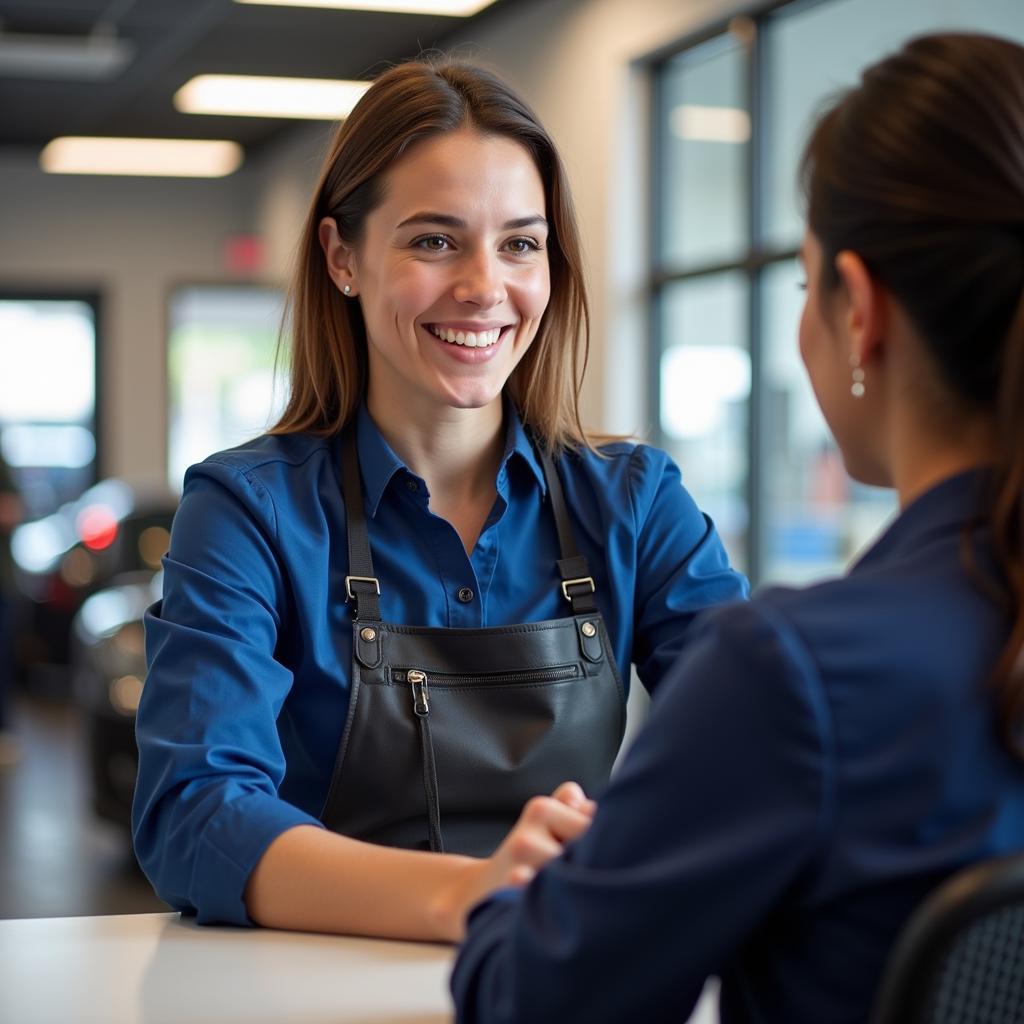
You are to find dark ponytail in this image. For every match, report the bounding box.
[800,32,1024,757]
[990,288,1024,753]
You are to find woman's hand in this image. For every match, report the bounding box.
[433,781,597,942]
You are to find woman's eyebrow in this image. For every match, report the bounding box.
[503,215,549,230]
[396,212,549,230]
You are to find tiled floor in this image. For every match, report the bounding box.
[0,694,167,920]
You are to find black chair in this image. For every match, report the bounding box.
[870,853,1024,1024]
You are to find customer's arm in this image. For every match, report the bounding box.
[451,600,834,1023]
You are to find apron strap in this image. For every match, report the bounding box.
[538,446,598,615]
[340,426,382,621]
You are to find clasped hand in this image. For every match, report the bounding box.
[436,781,596,941]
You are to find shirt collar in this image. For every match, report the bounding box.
[353,400,548,518]
[851,468,992,572]
[354,403,407,518]
[501,400,548,496]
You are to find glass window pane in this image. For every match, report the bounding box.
[658,32,749,270]
[659,271,749,572]
[763,0,1024,250]
[167,286,286,490]
[759,258,895,584]
[0,298,98,515]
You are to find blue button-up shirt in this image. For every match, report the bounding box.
[133,404,747,925]
[451,470,1024,1024]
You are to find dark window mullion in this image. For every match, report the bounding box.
[649,52,668,451]
[747,15,766,586]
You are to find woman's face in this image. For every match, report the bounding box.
[340,128,551,417]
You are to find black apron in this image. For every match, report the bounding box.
[319,426,626,857]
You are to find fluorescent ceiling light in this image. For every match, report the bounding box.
[40,137,243,177]
[175,74,371,120]
[0,30,135,80]
[671,105,751,144]
[234,0,496,14]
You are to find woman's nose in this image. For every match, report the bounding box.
[452,252,506,309]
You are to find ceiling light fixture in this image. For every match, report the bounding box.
[233,0,496,15]
[175,74,371,120]
[0,30,135,80]
[671,105,751,144]
[39,137,244,177]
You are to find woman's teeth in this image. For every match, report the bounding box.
[429,325,502,348]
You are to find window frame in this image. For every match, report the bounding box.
[0,286,104,489]
[648,0,830,584]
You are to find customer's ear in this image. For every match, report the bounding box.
[835,250,886,367]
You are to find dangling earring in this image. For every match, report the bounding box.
[850,356,866,398]
[343,284,352,296]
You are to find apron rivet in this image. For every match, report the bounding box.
[581,621,597,637]
[360,626,377,642]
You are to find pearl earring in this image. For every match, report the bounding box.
[850,356,866,398]
[343,284,352,296]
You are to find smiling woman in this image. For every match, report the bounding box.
[130,59,747,943]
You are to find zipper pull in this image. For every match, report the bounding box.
[408,669,429,717]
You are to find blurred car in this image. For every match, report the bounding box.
[10,480,176,695]
[71,571,161,827]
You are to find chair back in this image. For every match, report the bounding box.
[870,853,1024,1024]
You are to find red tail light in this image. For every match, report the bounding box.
[76,506,119,551]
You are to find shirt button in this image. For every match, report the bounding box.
[456,587,475,604]
[406,479,419,492]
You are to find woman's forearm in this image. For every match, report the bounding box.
[243,786,595,942]
[243,824,479,942]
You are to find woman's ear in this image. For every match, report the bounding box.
[834,250,886,367]
[318,216,358,297]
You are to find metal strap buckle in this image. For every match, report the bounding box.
[345,575,381,601]
[561,576,595,602]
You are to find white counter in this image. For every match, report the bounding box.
[0,912,454,1024]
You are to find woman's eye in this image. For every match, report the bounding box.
[414,234,451,252]
[505,237,540,254]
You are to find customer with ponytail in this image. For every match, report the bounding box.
[452,33,1024,1024]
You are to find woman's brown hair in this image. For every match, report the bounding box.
[801,32,1024,756]
[271,59,591,452]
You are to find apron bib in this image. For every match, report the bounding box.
[319,426,626,857]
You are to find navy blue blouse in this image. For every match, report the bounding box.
[132,404,747,924]
[451,470,1024,1024]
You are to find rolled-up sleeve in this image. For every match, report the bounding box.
[451,600,836,1023]
[132,461,323,925]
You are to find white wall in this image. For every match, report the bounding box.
[249,123,333,286]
